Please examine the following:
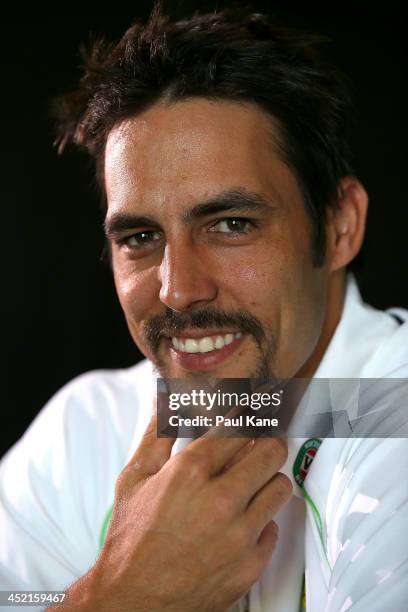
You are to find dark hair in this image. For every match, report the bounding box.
[54,5,355,266]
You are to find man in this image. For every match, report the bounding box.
[1,6,407,611]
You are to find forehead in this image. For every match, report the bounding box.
[104,98,294,213]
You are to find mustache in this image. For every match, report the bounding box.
[144,307,266,353]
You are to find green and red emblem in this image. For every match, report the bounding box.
[293,438,322,487]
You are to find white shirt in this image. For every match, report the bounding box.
[1,275,407,611]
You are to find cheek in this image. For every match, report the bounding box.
[113,261,160,330]
[276,259,328,371]
[221,239,323,339]
[218,241,291,308]
[211,251,285,345]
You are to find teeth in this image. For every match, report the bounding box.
[171,332,243,354]
[184,339,199,353]
[198,337,214,352]
[214,335,225,349]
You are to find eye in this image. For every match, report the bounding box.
[209,217,254,234]
[122,230,163,249]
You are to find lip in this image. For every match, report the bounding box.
[164,329,240,340]
[164,334,245,372]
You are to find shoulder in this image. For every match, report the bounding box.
[0,360,155,576]
[44,358,154,414]
[24,359,154,444]
[1,358,155,484]
[305,437,408,609]
[362,311,408,377]
[333,438,408,586]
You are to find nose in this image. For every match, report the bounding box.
[158,241,218,312]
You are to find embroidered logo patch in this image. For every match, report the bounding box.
[293,438,322,487]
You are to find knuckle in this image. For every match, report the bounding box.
[173,449,209,481]
[189,447,211,474]
[114,467,132,496]
[213,484,236,519]
[115,457,149,492]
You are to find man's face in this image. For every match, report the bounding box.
[104,99,331,379]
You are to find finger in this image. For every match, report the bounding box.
[245,472,292,539]
[235,521,279,592]
[256,520,279,563]
[201,405,243,439]
[126,403,176,477]
[222,439,255,472]
[186,435,253,476]
[215,437,288,506]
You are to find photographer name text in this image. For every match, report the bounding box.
[168,414,279,427]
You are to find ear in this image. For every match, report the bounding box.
[325,176,368,272]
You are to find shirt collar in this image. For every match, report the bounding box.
[313,273,396,379]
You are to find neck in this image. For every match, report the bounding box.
[295,270,347,378]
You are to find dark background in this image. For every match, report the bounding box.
[1,3,407,457]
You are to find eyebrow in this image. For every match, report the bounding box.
[104,188,275,238]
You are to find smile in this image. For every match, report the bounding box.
[171,332,242,353]
[165,330,245,371]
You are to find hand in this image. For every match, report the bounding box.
[55,409,292,611]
